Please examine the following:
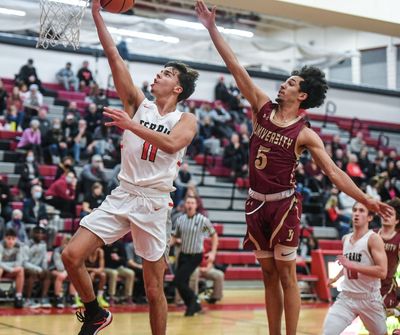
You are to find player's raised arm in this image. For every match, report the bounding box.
[195,0,269,113]
[300,127,393,219]
[92,0,144,116]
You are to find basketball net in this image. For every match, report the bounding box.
[36,0,90,50]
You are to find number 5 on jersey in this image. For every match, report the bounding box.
[141,141,158,162]
[255,145,271,170]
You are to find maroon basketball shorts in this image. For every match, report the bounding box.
[243,193,302,252]
[381,281,398,308]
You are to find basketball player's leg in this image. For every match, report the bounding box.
[62,227,104,302]
[274,251,300,335]
[358,295,387,335]
[258,255,283,335]
[322,295,357,335]
[143,257,168,335]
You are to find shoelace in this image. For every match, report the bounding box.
[76,309,87,323]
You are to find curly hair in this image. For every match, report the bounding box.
[165,61,199,102]
[291,66,328,109]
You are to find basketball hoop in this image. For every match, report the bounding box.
[36,0,90,50]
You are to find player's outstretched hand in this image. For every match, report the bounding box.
[92,0,101,13]
[365,198,394,221]
[195,0,217,30]
[103,106,132,130]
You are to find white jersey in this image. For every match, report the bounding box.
[118,99,185,192]
[341,230,381,294]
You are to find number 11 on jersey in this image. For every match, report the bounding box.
[141,141,158,162]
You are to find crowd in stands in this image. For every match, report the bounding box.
[0,57,399,311]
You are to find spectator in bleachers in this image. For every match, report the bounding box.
[77,60,95,89]
[42,118,65,163]
[338,189,356,222]
[196,102,212,124]
[17,59,42,93]
[171,196,218,316]
[55,156,77,181]
[349,131,365,155]
[91,88,109,111]
[125,241,146,304]
[7,86,23,114]
[21,84,44,129]
[49,235,82,309]
[369,155,385,178]
[85,247,109,308]
[62,113,79,158]
[295,163,312,203]
[200,115,220,155]
[4,105,23,132]
[141,80,154,101]
[0,174,12,222]
[0,228,24,308]
[304,158,326,192]
[223,133,248,180]
[324,189,350,238]
[17,150,43,197]
[81,182,106,218]
[174,163,192,206]
[85,103,102,134]
[63,101,80,119]
[56,62,79,92]
[23,226,52,308]
[330,134,344,153]
[366,177,382,201]
[346,154,365,186]
[80,155,108,196]
[104,240,135,305]
[107,163,121,194]
[380,177,397,202]
[22,185,48,227]
[185,184,208,217]
[358,147,371,176]
[45,171,77,218]
[6,209,29,244]
[73,119,93,164]
[17,119,42,161]
[0,79,8,115]
[209,100,232,139]
[214,76,231,104]
[35,107,51,142]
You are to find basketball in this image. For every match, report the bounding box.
[100,0,135,13]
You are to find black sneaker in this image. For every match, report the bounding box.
[76,309,113,335]
[205,297,218,304]
[184,302,202,317]
[14,296,23,309]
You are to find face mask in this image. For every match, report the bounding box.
[33,191,42,199]
[27,156,34,163]
[64,164,71,169]
[53,124,61,130]
[13,219,21,225]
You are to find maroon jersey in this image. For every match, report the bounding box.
[249,101,308,194]
[374,228,400,307]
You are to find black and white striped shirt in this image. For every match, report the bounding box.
[174,213,215,254]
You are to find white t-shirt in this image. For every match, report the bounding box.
[118,99,185,192]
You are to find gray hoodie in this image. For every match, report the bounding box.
[23,240,48,273]
[0,241,24,272]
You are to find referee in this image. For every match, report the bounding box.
[171,195,218,316]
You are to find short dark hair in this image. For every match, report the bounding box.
[5,228,17,237]
[387,197,400,229]
[28,59,33,65]
[291,66,328,109]
[164,61,199,102]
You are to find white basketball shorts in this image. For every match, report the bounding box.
[80,181,173,262]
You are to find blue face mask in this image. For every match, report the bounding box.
[13,219,21,225]
[33,191,42,199]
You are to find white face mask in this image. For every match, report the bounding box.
[27,156,34,163]
[33,191,42,199]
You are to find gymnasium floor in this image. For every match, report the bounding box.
[0,290,331,335]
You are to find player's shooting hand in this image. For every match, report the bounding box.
[103,107,133,130]
[195,0,217,30]
[365,198,393,221]
[92,0,101,13]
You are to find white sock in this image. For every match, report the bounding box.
[97,290,104,297]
